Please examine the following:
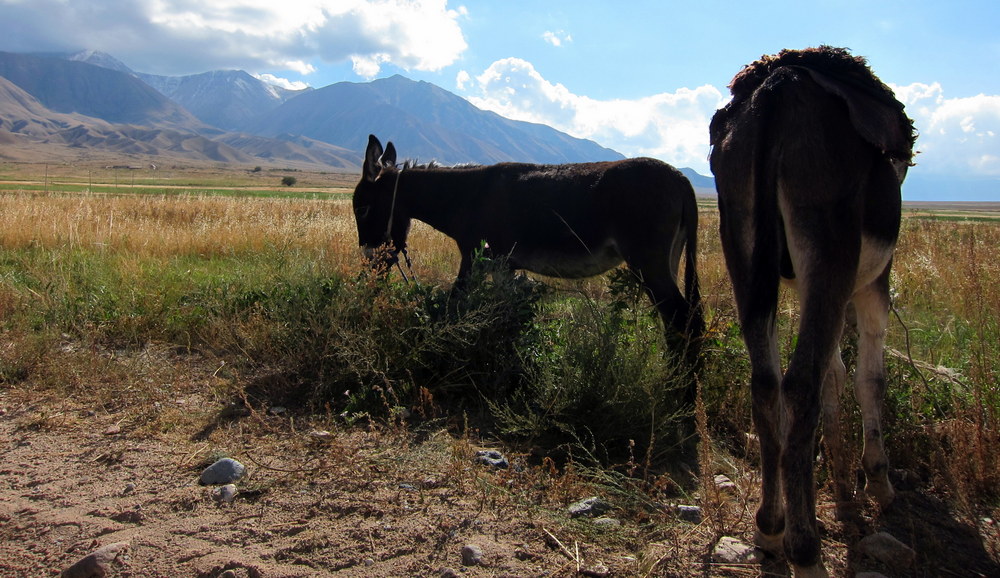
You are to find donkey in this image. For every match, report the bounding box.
[709,46,915,576]
[353,134,704,361]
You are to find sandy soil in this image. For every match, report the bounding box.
[2,345,999,577]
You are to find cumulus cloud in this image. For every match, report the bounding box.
[893,82,1000,177]
[0,0,467,80]
[253,73,310,91]
[542,30,572,47]
[461,58,725,172]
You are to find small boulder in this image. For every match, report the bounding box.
[674,504,703,523]
[461,544,484,566]
[61,541,129,578]
[858,531,915,569]
[714,474,736,492]
[199,458,246,485]
[593,517,621,528]
[712,536,763,565]
[568,496,612,518]
[474,450,508,469]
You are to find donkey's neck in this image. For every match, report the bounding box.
[395,167,485,237]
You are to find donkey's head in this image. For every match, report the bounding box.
[353,134,410,270]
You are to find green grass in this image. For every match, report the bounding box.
[0,183,998,512]
[0,182,353,200]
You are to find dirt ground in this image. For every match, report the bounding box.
[1,345,999,577]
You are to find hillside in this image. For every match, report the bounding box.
[139,69,310,132]
[247,75,624,165]
[0,52,206,131]
[0,50,718,181]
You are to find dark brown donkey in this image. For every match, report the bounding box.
[710,47,915,576]
[353,134,704,360]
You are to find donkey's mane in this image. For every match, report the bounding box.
[400,159,483,170]
[729,46,887,100]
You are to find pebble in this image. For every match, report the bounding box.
[121,483,136,496]
[568,496,612,518]
[199,458,246,485]
[461,543,484,566]
[593,517,621,528]
[211,483,238,504]
[60,541,129,578]
[581,563,611,577]
[712,536,763,565]
[474,450,508,469]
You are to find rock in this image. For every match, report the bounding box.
[199,458,246,485]
[581,563,611,577]
[858,531,915,569]
[438,568,460,578]
[121,483,136,496]
[675,504,702,523]
[568,496,612,518]
[461,543,484,566]
[593,517,621,528]
[211,483,238,504]
[61,541,129,578]
[474,450,508,469]
[714,474,736,491]
[712,536,763,565]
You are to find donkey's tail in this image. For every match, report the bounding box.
[683,190,705,344]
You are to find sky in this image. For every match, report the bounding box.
[1,0,999,200]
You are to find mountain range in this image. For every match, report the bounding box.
[0,50,713,189]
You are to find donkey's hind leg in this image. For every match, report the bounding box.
[821,340,864,522]
[851,263,895,509]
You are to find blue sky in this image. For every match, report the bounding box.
[1,0,998,200]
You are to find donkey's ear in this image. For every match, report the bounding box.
[381,142,397,168]
[364,135,384,182]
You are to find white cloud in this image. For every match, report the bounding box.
[893,82,1000,176]
[542,30,572,47]
[253,73,310,91]
[0,0,467,80]
[463,58,725,172]
[455,70,471,91]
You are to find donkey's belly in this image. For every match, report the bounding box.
[512,242,623,279]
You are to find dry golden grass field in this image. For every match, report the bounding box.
[0,161,999,577]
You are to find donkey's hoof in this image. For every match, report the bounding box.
[865,479,896,510]
[753,529,784,556]
[791,561,829,578]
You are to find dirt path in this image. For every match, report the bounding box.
[1,346,999,577]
